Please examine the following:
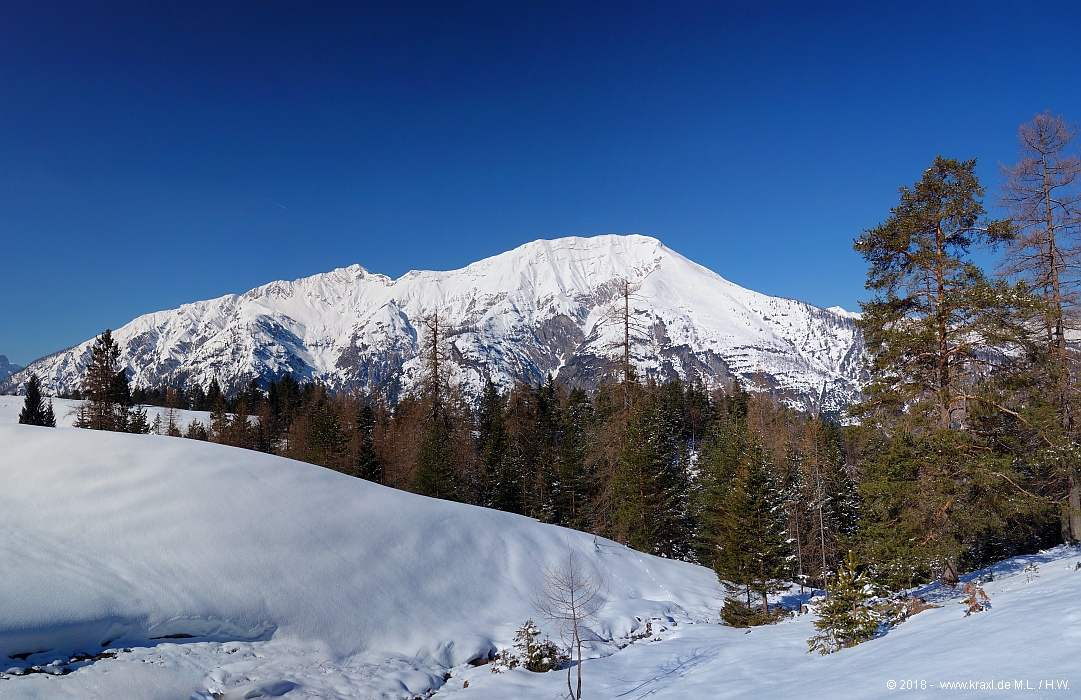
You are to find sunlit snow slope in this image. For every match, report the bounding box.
[2,235,863,412]
[0,425,718,699]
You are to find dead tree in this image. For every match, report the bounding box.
[533,544,609,700]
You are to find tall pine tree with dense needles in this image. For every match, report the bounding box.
[853,156,1028,432]
[852,156,1045,584]
[75,330,134,432]
[18,374,55,427]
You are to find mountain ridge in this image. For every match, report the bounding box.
[1,235,865,411]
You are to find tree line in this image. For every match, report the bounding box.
[35,111,1081,635]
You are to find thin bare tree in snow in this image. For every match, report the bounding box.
[533,544,609,700]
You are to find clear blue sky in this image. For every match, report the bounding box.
[2,1,1080,366]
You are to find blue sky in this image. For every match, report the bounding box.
[2,1,1080,365]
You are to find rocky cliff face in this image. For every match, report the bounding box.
[2,235,864,412]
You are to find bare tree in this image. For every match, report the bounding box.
[999,112,1081,540]
[599,278,649,409]
[419,311,453,415]
[532,544,609,700]
[1000,112,1081,357]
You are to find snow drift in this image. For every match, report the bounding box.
[0,424,717,698]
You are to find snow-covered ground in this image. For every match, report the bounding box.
[1,422,1078,699]
[0,424,717,699]
[0,396,211,433]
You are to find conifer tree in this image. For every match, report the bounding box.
[998,112,1081,541]
[415,413,458,500]
[698,416,791,624]
[413,312,458,500]
[610,384,689,557]
[807,551,880,655]
[354,402,382,482]
[75,330,132,431]
[853,156,1024,431]
[477,380,515,510]
[556,387,594,530]
[307,396,348,469]
[18,374,55,427]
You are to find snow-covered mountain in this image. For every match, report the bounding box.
[0,355,22,382]
[1,235,864,411]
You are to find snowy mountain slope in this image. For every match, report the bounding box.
[0,354,22,381]
[1,235,864,411]
[0,424,718,699]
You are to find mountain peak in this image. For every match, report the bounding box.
[2,235,863,412]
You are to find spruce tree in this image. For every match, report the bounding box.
[698,416,791,624]
[556,387,594,530]
[354,402,382,482]
[808,551,880,654]
[415,412,458,500]
[75,330,131,431]
[307,397,348,469]
[610,383,689,558]
[18,374,55,427]
[478,380,516,511]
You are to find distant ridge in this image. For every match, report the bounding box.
[0,355,22,382]
[2,235,864,412]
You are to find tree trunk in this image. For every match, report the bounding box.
[940,559,959,586]
[1068,469,1081,543]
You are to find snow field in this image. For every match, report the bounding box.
[0,395,212,434]
[0,424,718,699]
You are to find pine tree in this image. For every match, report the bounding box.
[853,156,1026,431]
[18,374,55,427]
[808,551,880,655]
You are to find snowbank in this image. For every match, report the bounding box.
[0,425,718,697]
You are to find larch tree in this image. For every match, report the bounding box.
[998,112,1081,541]
[414,311,459,500]
[533,545,608,700]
